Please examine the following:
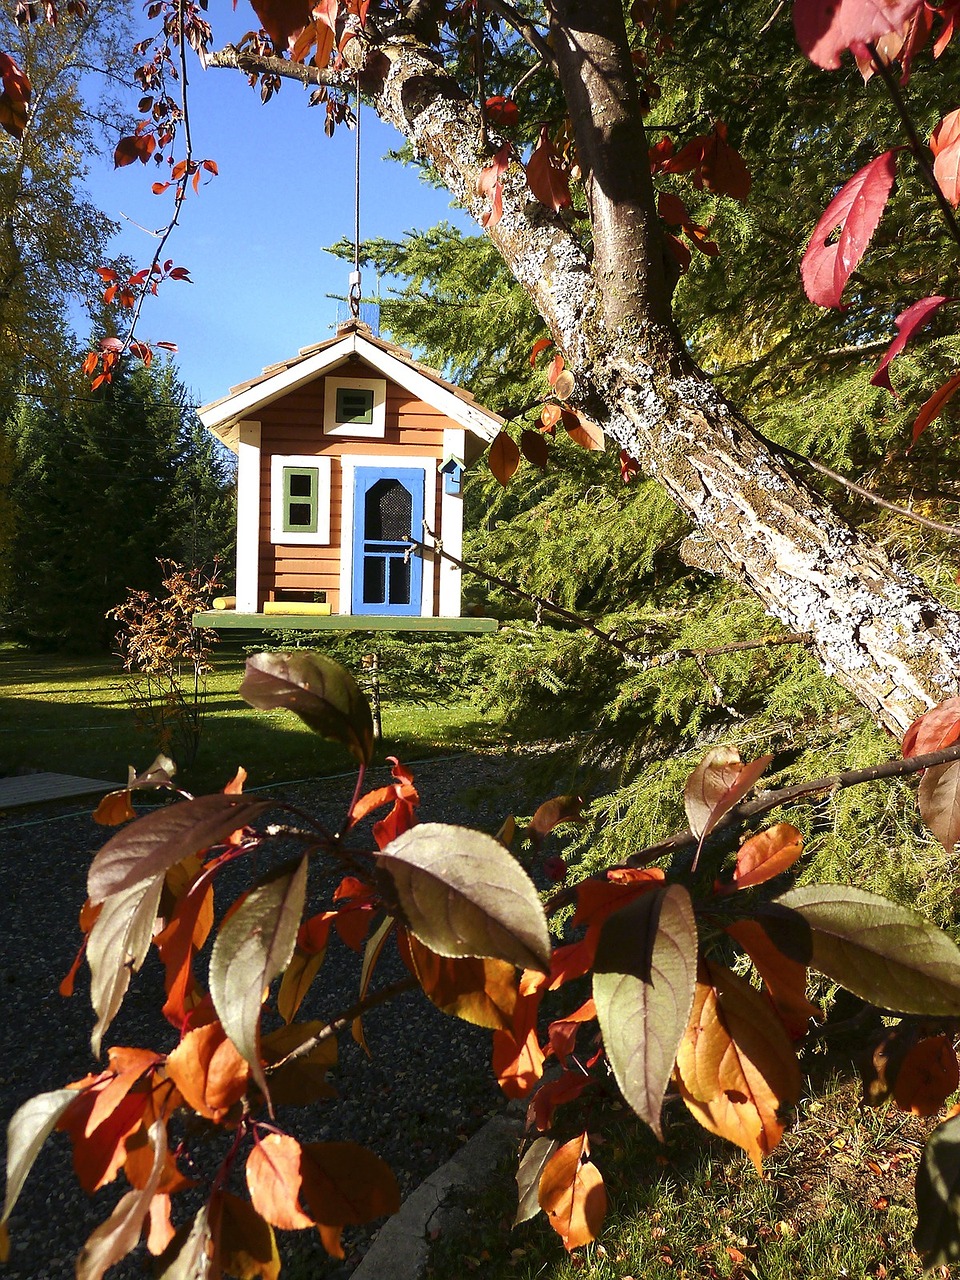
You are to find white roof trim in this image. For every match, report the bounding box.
[199,332,502,444]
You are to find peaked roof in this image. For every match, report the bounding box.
[199,320,503,451]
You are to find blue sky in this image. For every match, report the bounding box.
[79,15,477,409]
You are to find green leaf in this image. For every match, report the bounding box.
[916,1113,960,1268]
[3,1088,77,1224]
[88,794,272,904]
[240,651,374,765]
[515,1137,559,1226]
[775,885,960,1015]
[377,823,551,973]
[209,856,308,1114]
[592,884,698,1139]
[88,876,166,1057]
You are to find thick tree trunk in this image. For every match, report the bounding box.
[210,14,960,735]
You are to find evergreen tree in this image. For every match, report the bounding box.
[2,358,234,650]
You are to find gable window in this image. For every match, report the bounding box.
[324,374,386,438]
[270,454,331,544]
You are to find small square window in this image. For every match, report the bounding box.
[282,467,318,534]
[335,387,374,425]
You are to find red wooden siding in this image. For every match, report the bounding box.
[256,362,450,613]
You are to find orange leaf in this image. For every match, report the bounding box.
[146,1193,175,1256]
[165,1021,250,1123]
[540,402,562,429]
[561,410,604,451]
[154,875,214,1028]
[932,108,960,206]
[529,337,553,366]
[902,696,960,758]
[731,823,804,890]
[246,1134,314,1230]
[85,1048,162,1136]
[93,789,136,826]
[402,932,518,1030]
[493,970,547,1097]
[277,946,325,1024]
[537,1133,606,1251]
[725,918,821,1039]
[893,1035,960,1116]
[58,1084,149,1193]
[910,371,960,446]
[676,961,801,1171]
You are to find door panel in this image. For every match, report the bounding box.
[351,467,424,615]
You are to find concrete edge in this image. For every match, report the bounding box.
[351,1107,524,1280]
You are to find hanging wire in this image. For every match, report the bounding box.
[348,71,362,320]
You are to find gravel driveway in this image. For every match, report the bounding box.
[0,753,533,1278]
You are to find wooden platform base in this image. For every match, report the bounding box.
[0,772,113,811]
[192,611,498,634]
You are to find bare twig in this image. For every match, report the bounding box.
[483,0,557,73]
[267,975,419,1066]
[207,43,352,89]
[411,532,810,666]
[769,436,959,538]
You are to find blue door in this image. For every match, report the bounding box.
[351,467,424,615]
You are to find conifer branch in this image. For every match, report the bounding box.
[546,738,960,914]
[412,533,810,665]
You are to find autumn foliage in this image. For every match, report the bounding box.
[3,650,960,1274]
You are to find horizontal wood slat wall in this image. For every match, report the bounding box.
[256,366,450,614]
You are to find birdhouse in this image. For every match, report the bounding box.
[196,320,501,634]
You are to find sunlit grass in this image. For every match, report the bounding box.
[0,643,498,797]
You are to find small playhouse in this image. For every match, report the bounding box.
[195,319,501,634]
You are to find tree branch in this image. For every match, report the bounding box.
[267,974,419,1066]
[483,0,556,74]
[207,43,353,89]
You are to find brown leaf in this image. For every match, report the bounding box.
[299,1141,401,1257]
[903,696,960,758]
[527,795,584,847]
[526,126,572,213]
[919,759,960,854]
[894,1035,960,1116]
[210,1190,280,1280]
[910,371,960,446]
[684,748,772,848]
[489,430,521,485]
[76,1121,167,1280]
[520,429,549,469]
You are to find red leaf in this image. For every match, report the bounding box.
[801,150,898,308]
[871,295,953,393]
[894,1035,960,1115]
[619,450,641,484]
[477,143,511,229]
[931,108,960,206]
[903,696,960,758]
[249,0,314,50]
[910,371,960,445]
[526,126,572,213]
[531,1071,589,1131]
[486,95,519,127]
[699,122,751,201]
[730,823,804,891]
[96,267,118,282]
[793,0,924,69]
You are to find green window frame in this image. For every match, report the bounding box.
[282,466,319,534]
[335,386,375,426]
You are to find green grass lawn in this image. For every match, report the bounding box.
[0,642,499,797]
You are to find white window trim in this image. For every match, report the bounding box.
[338,454,436,616]
[323,374,387,438]
[439,428,465,618]
[270,454,332,544]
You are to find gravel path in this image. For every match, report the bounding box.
[0,754,534,1278]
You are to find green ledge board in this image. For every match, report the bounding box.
[193,611,499,634]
